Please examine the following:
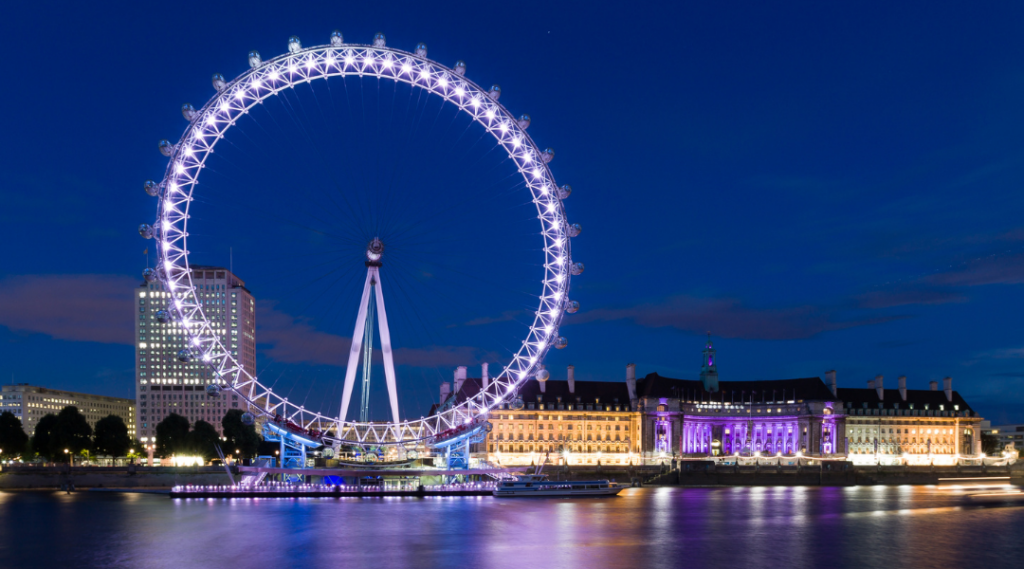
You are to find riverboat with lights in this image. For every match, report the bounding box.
[492,474,624,497]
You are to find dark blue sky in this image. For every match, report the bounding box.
[1,2,1023,423]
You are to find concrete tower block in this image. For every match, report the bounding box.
[440,382,451,403]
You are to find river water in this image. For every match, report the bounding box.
[2,485,1022,568]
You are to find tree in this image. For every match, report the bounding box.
[50,406,93,458]
[30,414,58,461]
[0,411,29,459]
[155,413,190,457]
[981,431,1001,455]
[188,420,220,460]
[222,410,261,459]
[93,415,132,457]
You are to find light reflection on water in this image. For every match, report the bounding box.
[1,486,1023,569]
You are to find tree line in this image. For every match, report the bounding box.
[0,407,260,463]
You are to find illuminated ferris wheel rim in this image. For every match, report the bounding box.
[143,32,583,446]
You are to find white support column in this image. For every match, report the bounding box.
[339,265,402,425]
[372,267,401,424]
[340,269,376,422]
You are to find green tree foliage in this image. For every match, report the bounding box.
[30,414,58,461]
[155,413,190,457]
[981,431,1001,455]
[93,415,132,457]
[0,411,29,458]
[51,406,93,458]
[222,409,261,459]
[188,420,221,460]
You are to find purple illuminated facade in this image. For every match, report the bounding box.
[636,340,845,458]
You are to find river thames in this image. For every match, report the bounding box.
[2,486,1022,568]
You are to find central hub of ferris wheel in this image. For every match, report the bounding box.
[340,238,400,424]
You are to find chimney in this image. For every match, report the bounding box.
[825,370,837,397]
[867,379,874,389]
[481,362,489,391]
[930,381,938,391]
[898,375,907,401]
[874,375,884,400]
[567,365,575,394]
[943,376,952,402]
[454,366,467,393]
[539,377,546,393]
[440,381,451,403]
[626,363,637,401]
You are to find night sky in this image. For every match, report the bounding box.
[1,2,1023,424]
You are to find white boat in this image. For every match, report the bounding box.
[492,474,624,497]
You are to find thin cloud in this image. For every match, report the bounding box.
[256,301,496,368]
[567,295,902,340]
[0,274,138,344]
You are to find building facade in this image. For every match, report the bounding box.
[135,265,256,454]
[0,384,135,438]
[838,375,983,465]
[633,339,845,459]
[434,338,986,466]
[437,365,641,467]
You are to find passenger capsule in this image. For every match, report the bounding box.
[415,42,427,57]
[541,147,555,164]
[536,369,550,382]
[212,73,227,91]
[142,268,157,283]
[205,384,222,397]
[287,35,302,53]
[158,139,174,157]
[510,397,525,410]
[566,300,580,314]
[554,337,568,350]
[181,103,197,121]
[330,30,344,47]
[138,223,154,239]
[241,412,255,426]
[568,222,581,237]
[487,84,501,101]
[373,32,386,47]
[571,261,585,275]
[248,50,262,68]
[155,310,169,324]
[144,180,160,197]
[177,349,193,363]
[517,114,531,130]
[453,60,467,76]
[557,184,572,200]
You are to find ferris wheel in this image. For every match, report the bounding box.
[138,30,584,449]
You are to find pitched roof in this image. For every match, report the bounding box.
[836,387,974,413]
[638,372,838,402]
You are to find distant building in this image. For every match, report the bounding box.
[0,384,135,438]
[984,423,1024,451]
[838,375,982,465]
[135,266,256,454]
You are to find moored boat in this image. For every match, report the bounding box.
[492,474,624,497]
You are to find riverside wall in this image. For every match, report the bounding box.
[643,461,1024,487]
[0,465,231,489]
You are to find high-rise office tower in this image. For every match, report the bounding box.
[135,266,256,457]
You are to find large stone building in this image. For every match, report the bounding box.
[0,384,135,438]
[135,266,256,455]
[838,375,983,465]
[435,337,985,466]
